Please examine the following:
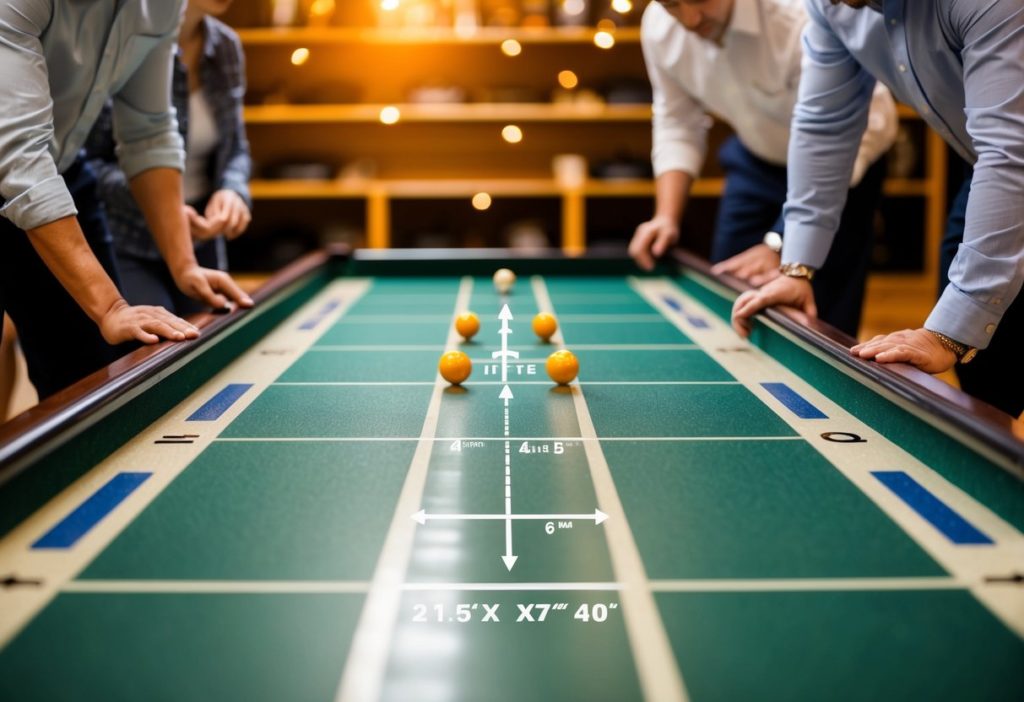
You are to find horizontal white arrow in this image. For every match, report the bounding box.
[411,510,608,525]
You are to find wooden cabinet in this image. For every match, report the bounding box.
[224,1,945,286]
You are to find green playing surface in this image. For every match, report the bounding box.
[1,272,1022,702]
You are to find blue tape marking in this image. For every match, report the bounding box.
[872,471,993,545]
[299,299,341,330]
[186,383,253,421]
[662,296,683,312]
[760,382,828,419]
[32,473,151,549]
[687,316,710,329]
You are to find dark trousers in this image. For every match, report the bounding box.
[0,159,132,399]
[117,238,223,316]
[710,136,884,337]
[940,173,1024,418]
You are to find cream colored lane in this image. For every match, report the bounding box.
[335,276,474,702]
[631,275,1024,640]
[533,275,690,702]
[0,278,373,649]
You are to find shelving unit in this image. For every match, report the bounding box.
[225,2,947,284]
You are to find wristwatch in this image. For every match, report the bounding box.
[778,262,815,281]
[763,231,783,253]
[926,330,978,364]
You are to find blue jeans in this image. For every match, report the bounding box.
[0,158,131,399]
[709,136,884,337]
[940,172,1023,417]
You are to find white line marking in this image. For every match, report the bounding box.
[213,435,805,443]
[533,275,689,702]
[271,381,741,387]
[650,577,966,592]
[0,279,373,649]
[334,277,474,702]
[62,580,371,594]
[307,344,701,353]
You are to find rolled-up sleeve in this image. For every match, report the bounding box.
[926,2,1024,349]
[0,0,78,231]
[112,29,185,179]
[642,9,708,178]
[781,2,875,269]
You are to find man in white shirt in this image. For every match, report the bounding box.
[629,0,896,336]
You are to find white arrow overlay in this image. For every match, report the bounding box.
[410,510,610,525]
[491,304,519,384]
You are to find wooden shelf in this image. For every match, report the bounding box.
[244,102,651,124]
[236,26,642,46]
[882,178,931,197]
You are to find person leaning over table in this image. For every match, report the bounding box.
[0,0,252,400]
[629,0,897,337]
[730,0,1024,418]
[86,0,253,315]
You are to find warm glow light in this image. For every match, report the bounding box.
[290,47,310,66]
[611,0,633,13]
[472,192,493,210]
[562,0,586,16]
[310,0,335,18]
[596,18,617,30]
[380,0,399,11]
[558,70,579,89]
[380,106,401,124]
[501,39,523,57]
[594,31,616,49]
[502,125,523,144]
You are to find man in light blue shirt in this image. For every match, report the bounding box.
[0,0,252,398]
[730,0,1024,416]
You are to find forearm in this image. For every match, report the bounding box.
[25,216,125,324]
[129,167,196,274]
[653,170,692,223]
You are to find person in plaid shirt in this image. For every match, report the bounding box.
[87,0,253,314]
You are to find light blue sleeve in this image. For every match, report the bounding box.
[926,1,1024,349]
[112,27,185,179]
[0,0,78,231]
[780,0,874,269]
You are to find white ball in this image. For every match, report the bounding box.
[493,268,516,294]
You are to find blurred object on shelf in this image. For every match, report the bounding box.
[262,161,335,180]
[481,0,522,26]
[476,86,546,102]
[552,153,588,187]
[407,85,469,104]
[306,0,336,26]
[270,0,299,26]
[337,158,379,184]
[521,0,552,27]
[505,219,550,250]
[453,0,480,32]
[591,154,652,180]
[555,0,590,26]
[604,77,651,104]
[551,86,604,105]
[318,222,364,248]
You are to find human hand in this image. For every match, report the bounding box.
[184,205,224,242]
[731,275,817,337]
[98,298,200,345]
[204,189,252,240]
[850,328,957,374]
[173,264,254,311]
[711,243,781,286]
[629,215,680,271]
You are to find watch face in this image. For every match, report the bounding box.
[763,231,783,253]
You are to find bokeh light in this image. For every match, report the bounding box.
[558,70,579,89]
[501,39,522,57]
[290,47,310,66]
[472,192,493,210]
[594,31,615,49]
[501,125,524,143]
[380,106,401,125]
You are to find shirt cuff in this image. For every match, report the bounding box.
[117,132,186,180]
[925,284,1005,350]
[0,176,79,231]
[779,223,833,269]
[652,141,705,179]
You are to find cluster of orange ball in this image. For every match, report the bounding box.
[437,271,579,387]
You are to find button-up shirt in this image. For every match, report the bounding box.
[0,0,186,232]
[86,15,252,262]
[784,0,1024,349]
[642,0,895,181]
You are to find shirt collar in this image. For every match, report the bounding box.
[728,0,762,37]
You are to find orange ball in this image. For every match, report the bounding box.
[438,350,472,385]
[455,312,480,341]
[546,349,579,385]
[532,313,558,342]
